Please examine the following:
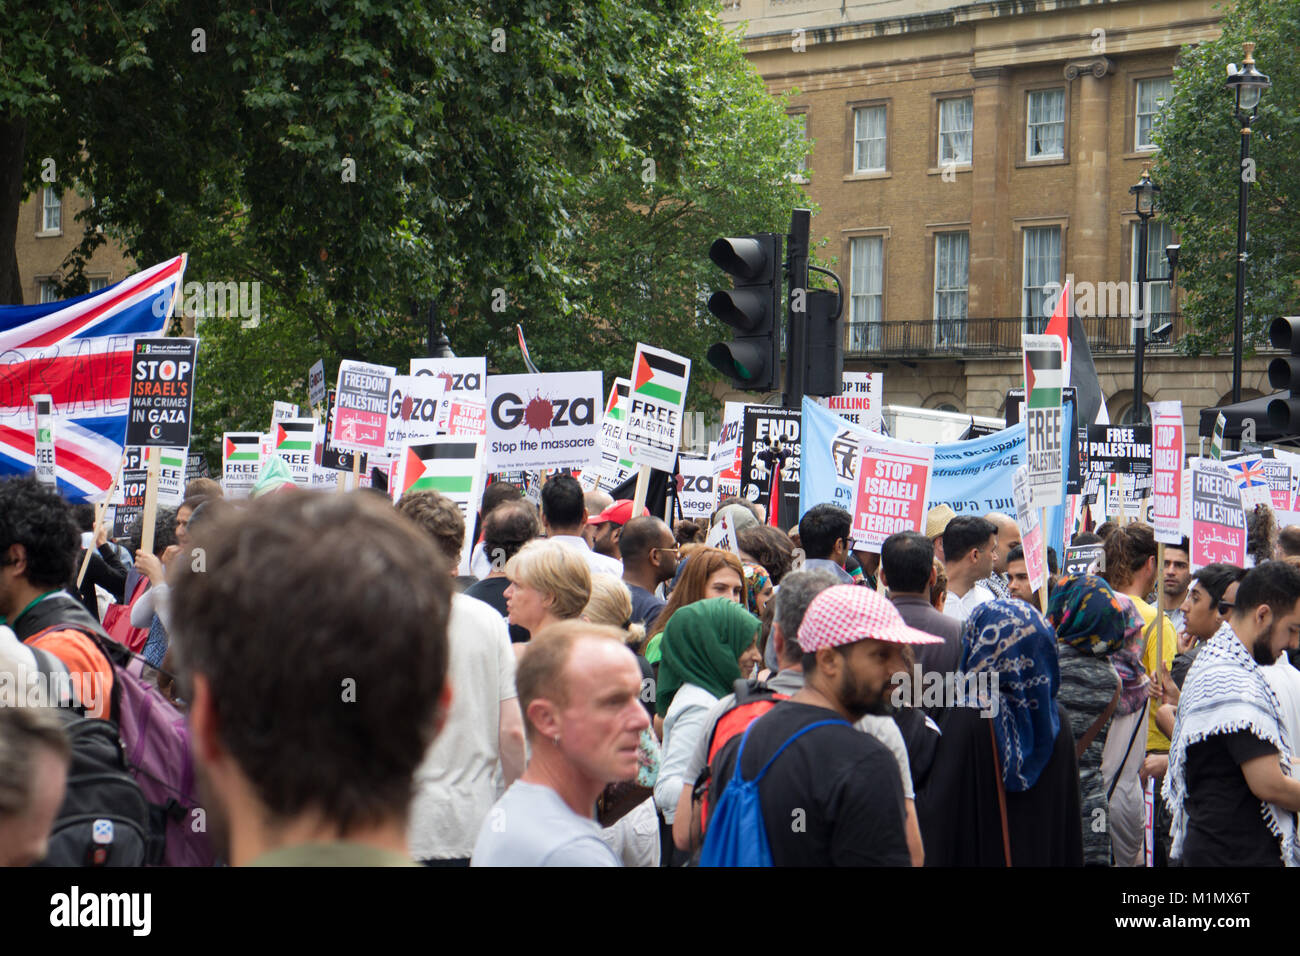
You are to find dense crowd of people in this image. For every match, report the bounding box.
[3,467,1300,868]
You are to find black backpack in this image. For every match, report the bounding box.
[28,648,155,867]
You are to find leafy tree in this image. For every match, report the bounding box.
[1154,0,1300,356]
[3,2,808,456]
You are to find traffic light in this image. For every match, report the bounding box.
[706,234,782,392]
[802,288,844,396]
[1267,316,1300,431]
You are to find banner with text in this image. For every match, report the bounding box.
[486,371,603,472]
[1191,458,1246,570]
[1150,402,1184,545]
[848,434,934,553]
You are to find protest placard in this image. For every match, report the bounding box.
[1086,424,1154,477]
[595,378,636,492]
[446,400,487,438]
[1062,542,1105,576]
[330,360,394,455]
[706,510,742,559]
[392,436,486,574]
[308,359,327,410]
[1262,458,1293,513]
[1012,466,1046,595]
[126,338,197,447]
[185,452,209,482]
[222,433,262,498]
[818,372,882,432]
[1006,386,1083,495]
[272,401,299,425]
[114,468,148,537]
[711,401,745,500]
[1022,334,1063,507]
[385,375,445,453]
[31,394,55,487]
[145,446,187,505]
[677,457,717,521]
[319,389,369,473]
[272,419,316,485]
[1225,456,1275,511]
[741,407,801,532]
[623,344,690,472]
[485,371,603,472]
[848,434,934,553]
[1190,458,1246,569]
[1150,401,1184,545]
[410,356,487,434]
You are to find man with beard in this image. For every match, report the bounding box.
[169,493,453,866]
[706,586,940,866]
[1161,539,1192,632]
[1164,560,1300,866]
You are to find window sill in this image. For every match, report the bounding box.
[927,164,972,177]
[1016,155,1069,168]
[35,229,62,239]
[1124,147,1160,159]
[843,170,891,182]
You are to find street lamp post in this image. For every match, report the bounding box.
[1130,162,1159,424]
[1226,41,1271,404]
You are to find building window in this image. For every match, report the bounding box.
[1118,402,1152,426]
[1130,220,1174,336]
[853,105,887,173]
[88,276,111,293]
[1026,89,1065,160]
[1022,226,1062,327]
[41,188,61,233]
[1135,77,1173,151]
[848,236,883,352]
[938,96,973,166]
[38,280,59,303]
[788,112,809,178]
[934,232,969,349]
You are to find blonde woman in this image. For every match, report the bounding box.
[504,539,593,653]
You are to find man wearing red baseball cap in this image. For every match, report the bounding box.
[708,585,942,866]
[586,500,648,563]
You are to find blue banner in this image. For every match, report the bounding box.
[800,397,1068,560]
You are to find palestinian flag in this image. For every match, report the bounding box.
[606,378,630,421]
[633,345,689,408]
[396,439,483,498]
[145,446,186,468]
[1023,335,1063,410]
[275,419,315,452]
[223,432,262,464]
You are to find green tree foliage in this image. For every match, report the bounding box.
[3,2,808,456]
[1154,0,1300,356]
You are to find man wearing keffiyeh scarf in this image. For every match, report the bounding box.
[1164,561,1300,866]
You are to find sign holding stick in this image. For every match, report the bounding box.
[138,446,164,558]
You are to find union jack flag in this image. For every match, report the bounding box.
[0,256,186,501]
[1228,457,1268,488]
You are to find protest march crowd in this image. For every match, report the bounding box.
[5,457,1300,868]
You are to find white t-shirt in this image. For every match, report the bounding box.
[1263,653,1300,749]
[408,593,518,861]
[0,624,38,706]
[549,534,623,577]
[943,583,995,624]
[655,682,718,823]
[472,781,619,867]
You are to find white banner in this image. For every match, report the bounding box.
[485,372,603,472]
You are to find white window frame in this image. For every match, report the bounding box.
[1129,221,1174,342]
[1021,226,1062,329]
[41,187,61,234]
[38,280,59,303]
[1135,77,1172,151]
[853,105,887,173]
[933,231,969,349]
[848,235,884,352]
[1026,88,1065,161]
[938,96,973,167]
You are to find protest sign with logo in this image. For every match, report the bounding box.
[392,436,486,573]
[144,446,187,505]
[31,394,55,486]
[485,371,602,472]
[818,372,882,432]
[1062,542,1105,576]
[410,356,487,434]
[741,407,801,532]
[1022,334,1063,507]
[1190,458,1246,570]
[848,434,934,553]
[221,433,262,498]
[114,468,148,537]
[185,452,209,482]
[1012,466,1046,594]
[706,510,742,560]
[1006,386,1083,495]
[623,344,690,472]
[272,401,299,426]
[385,375,445,453]
[319,389,369,473]
[271,418,316,485]
[677,457,717,521]
[445,400,487,438]
[1150,401,1184,545]
[711,401,745,500]
[126,338,197,447]
[308,359,327,410]
[1225,456,1275,511]
[1086,424,1153,477]
[594,377,636,492]
[330,360,394,455]
[1261,458,1293,513]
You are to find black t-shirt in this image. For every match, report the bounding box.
[461,577,530,644]
[710,701,910,867]
[1181,731,1282,867]
[627,583,667,630]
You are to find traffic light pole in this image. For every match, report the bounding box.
[784,209,811,411]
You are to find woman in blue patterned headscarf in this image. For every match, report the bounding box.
[961,599,1062,792]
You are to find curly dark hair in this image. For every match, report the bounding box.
[396,489,465,564]
[0,475,79,589]
[673,519,707,547]
[737,524,796,585]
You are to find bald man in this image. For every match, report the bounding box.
[980,512,1020,600]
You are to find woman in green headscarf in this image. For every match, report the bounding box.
[652,599,762,836]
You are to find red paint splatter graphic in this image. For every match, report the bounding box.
[437,372,455,392]
[524,395,554,434]
[400,395,414,421]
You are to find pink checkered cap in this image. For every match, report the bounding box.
[797,585,946,652]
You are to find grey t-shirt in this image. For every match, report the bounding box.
[471,781,619,867]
